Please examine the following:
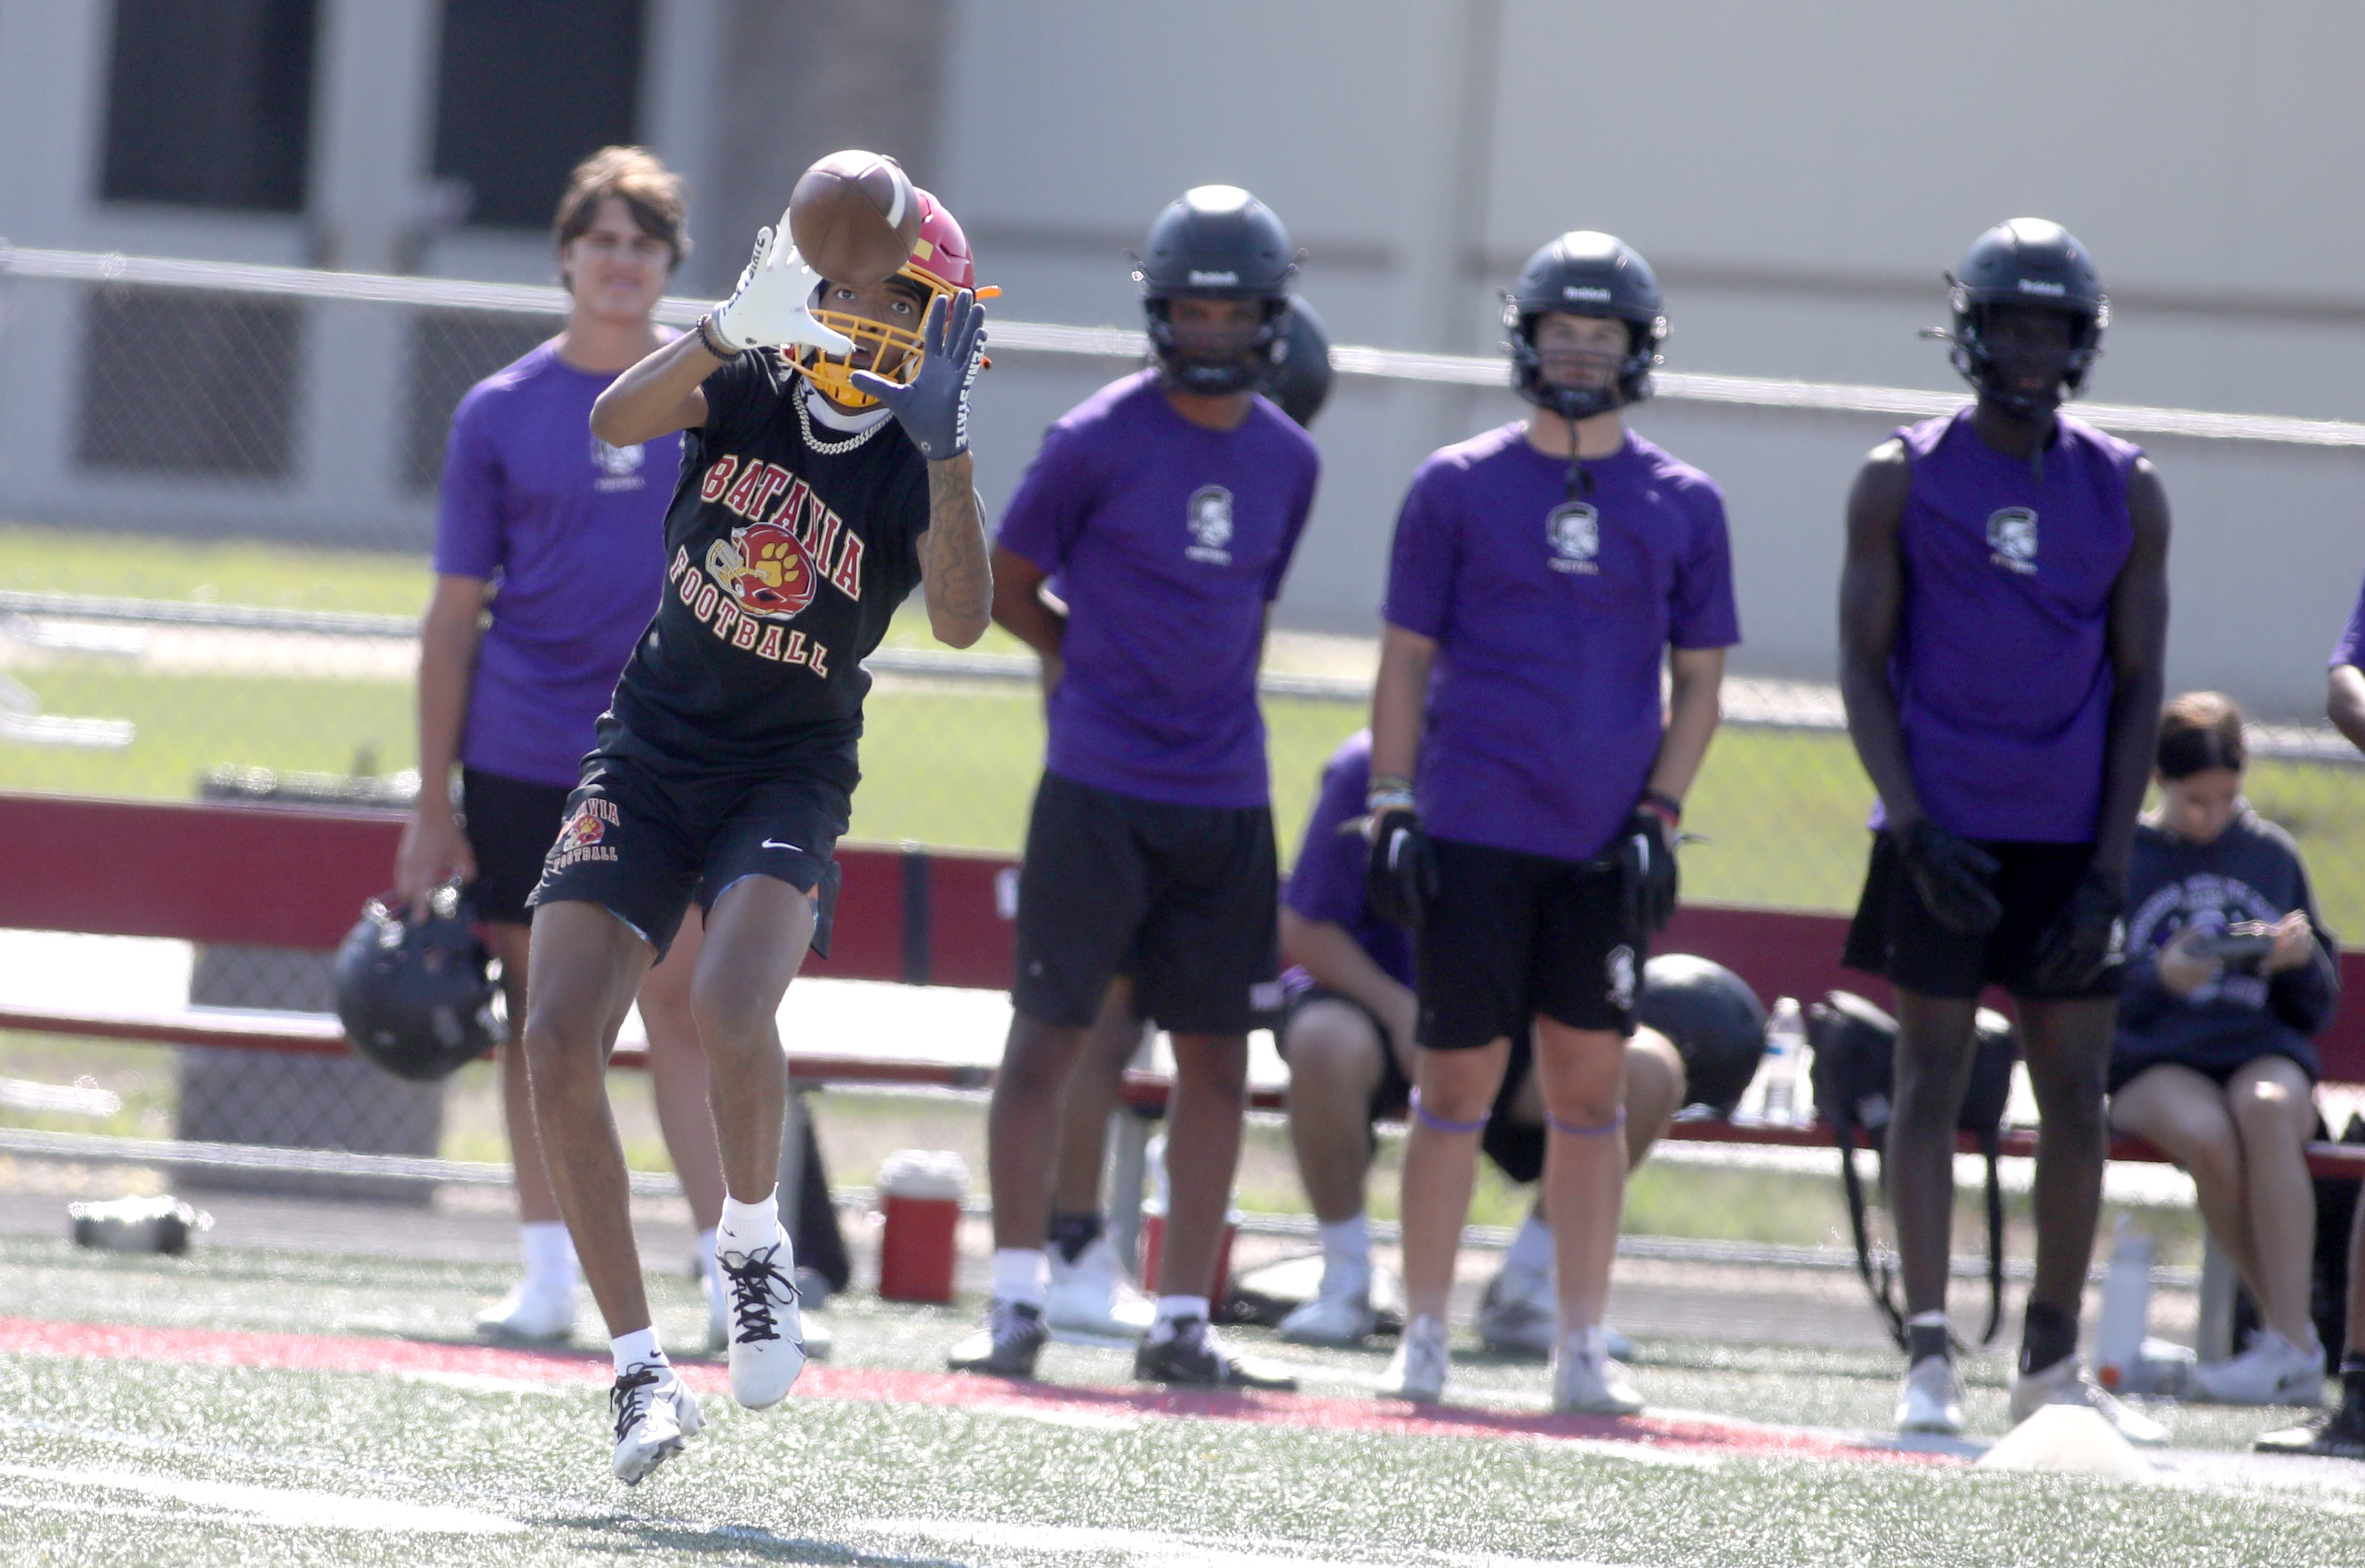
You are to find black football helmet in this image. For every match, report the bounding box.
[1257,294,1333,428]
[1941,217,2108,416]
[1636,953,1767,1117]
[334,885,500,1082]
[1504,231,1668,420]
[1135,185,1298,395]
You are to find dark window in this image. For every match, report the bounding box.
[76,288,306,480]
[100,0,318,212]
[400,311,562,492]
[431,0,644,230]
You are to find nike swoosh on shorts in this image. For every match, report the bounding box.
[761,839,803,853]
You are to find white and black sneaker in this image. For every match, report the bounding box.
[948,1297,1050,1377]
[1134,1316,1297,1391]
[610,1361,702,1485]
[718,1235,807,1409]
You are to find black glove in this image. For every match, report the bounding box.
[1364,807,1438,932]
[1615,807,1680,938]
[1899,818,2003,937]
[2030,866,2126,993]
[849,290,986,459]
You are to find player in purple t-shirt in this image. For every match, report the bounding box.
[1273,730,1687,1353]
[1838,219,2171,1443]
[951,188,1315,1390]
[1366,233,1738,1414]
[392,149,729,1356]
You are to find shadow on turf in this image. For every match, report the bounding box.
[557,1514,966,1565]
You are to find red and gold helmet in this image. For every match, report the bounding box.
[795,187,985,410]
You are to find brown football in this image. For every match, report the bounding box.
[787,150,922,287]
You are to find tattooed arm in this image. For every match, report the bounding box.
[917,452,992,648]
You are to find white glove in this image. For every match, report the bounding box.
[707,214,853,356]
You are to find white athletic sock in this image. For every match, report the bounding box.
[611,1326,666,1376]
[1150,1295,1211,1342]
[1503,1213,1554,1281]
[1318,1214,1371,1268]
[697,1227,723,1295]
[718,1190,781,1256]
[521,1221,578,1292]
[992,1248,1048,1309]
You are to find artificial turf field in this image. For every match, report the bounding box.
[5,1232,2363,1568]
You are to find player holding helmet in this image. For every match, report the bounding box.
[1367,232,1737,1412]
[1839,218,2171,1442]
[529,187,992,1483]
[952,185,1315,1389]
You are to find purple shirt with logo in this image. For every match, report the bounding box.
[1282,730,1414,994]
[1383,425,1739,863]
[997,370,1318,808]
[1883,407,2139,842]
[434,342,682,788]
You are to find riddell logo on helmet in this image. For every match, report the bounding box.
[1188,270,1239,286]
[2016,278,2068,296]
[1563,285,1612,301]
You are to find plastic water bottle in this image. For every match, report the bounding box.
[2094,1217,2153,1391]
[1761,997,1806,1125]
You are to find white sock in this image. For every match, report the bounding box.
[992,1248,1048,1309]
[718,1191,781,1255]
[1318,1214,1371,1276]
[1150,1295,1210,1342]
[611,1326,665,1376]
[1560,1323,1609,1361]
[697,1227,723,1298]
[521,1221,578,1292]
[1503,1214,1554,1281]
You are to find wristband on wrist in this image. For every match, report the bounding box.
[1368,772,1413,798]
[1366,789,1416,814]
[696,312,741,359]
[1640,789,1683,827]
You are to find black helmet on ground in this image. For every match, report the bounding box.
[1504,230,1667,421]
[334,885,501,1082]
[1941,217,2108,417]
[1257,294,1333,428]
[1135,184,1298,396]
[1635,953,1767,1117]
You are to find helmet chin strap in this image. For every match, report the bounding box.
[1563,411,1591,501]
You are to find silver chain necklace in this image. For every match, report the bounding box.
[795,389,889,456]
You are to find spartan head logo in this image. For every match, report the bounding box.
[1187,485,1235,551]
[1547,501,1600,572]
[592,436,646,477]
[1987,507,2038,569]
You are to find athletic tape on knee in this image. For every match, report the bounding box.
[1408,1087,1490,1136]
[1547,1106,1627,1138]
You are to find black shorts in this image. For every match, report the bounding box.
[2107,1045,2319,1098]
[1416,837,1640,1051]
[460,767,572,925]
[1276,984,1544,1183]
[528,722,847,963]
[1843,831,2122,1002]
[1011,771,1279,1036]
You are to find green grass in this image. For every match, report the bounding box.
[0,522,435,615]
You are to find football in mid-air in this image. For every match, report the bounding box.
[787,150,921,287]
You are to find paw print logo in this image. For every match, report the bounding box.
[560,806,605,849]
[712,522,818,618]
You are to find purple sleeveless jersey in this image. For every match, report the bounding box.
[1882,407,2140,843]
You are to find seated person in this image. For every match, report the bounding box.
[1274,729,1685,1350]
[2109,692,2339,1406]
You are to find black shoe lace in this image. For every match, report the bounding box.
[723,1247,798,1345]
[611,1365,662,1443]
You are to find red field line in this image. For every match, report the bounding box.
[2,1315,1957,1469]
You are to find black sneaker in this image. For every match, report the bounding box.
[2255,1396,2365,1458]
[948,1298,1048,1377]
[1133,1317,1297,1391]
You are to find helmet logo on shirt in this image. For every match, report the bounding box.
[1547,501,1600,575]
[1987,507,2038,575]
[706,522,819,619]
[1185,484,1235,564]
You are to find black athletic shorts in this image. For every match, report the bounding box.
[528,720,845,963]
[1011,771,1279,1036]
[1276,984,1545,1182]
[1416,837,1640,1051]
[460,767,572,925]
[1843,831,2121,1002]
[2107,1045,2318,1099]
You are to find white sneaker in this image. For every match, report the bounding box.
[1045,1235,1156,1339]
[1278,1264,1377,1346]
[1475,1266,1555,1359]
[717,1232,807,1409]
[2009,1356,2168,1446]
[1895,1354,1967,1436]
[609,1361,702,1485]
[1381,1314,1450,1402]
[475,1281,574,1345]
[2192,1329,2325,1407]
[703,1260,729,1354]
[1552,1326,1643,1416]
